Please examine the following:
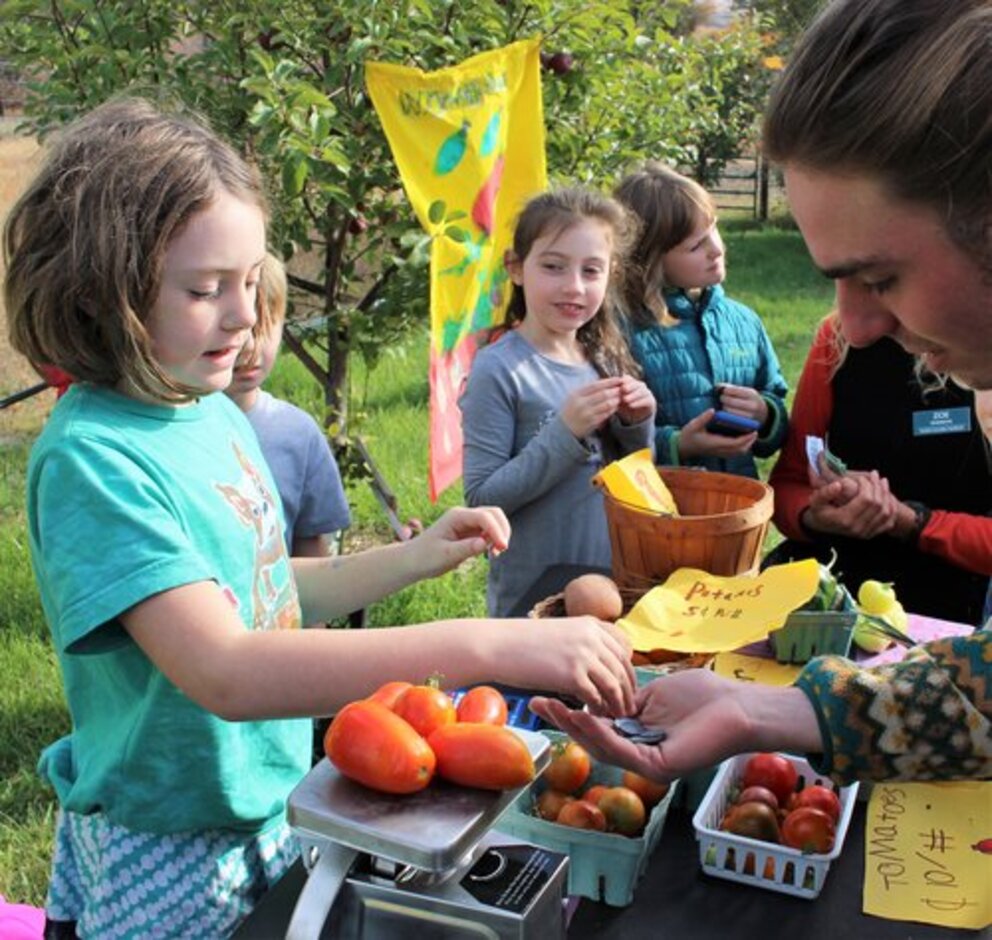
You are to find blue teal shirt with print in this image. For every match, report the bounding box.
[28,386,309,834]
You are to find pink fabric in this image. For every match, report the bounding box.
[858,613,975,668]
[0,895,45,939]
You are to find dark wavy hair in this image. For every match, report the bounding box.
[498,186,641,377]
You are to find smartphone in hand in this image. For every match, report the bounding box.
[706,410,761,437]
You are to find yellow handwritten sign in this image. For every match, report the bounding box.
[593,449,678,515]
[616,559,819,653]
[864,782,991,930]
[712,652,801,686]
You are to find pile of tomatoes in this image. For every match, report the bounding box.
[531,738,670,838]
[720,753,841,855]
[325,681,535,795]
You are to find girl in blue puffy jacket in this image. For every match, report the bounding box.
[614,162,788,478]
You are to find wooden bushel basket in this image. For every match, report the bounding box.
[602,467,773,592]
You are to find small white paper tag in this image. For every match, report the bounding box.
[805,435,825,477]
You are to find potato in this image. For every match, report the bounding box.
[563,574,623,621]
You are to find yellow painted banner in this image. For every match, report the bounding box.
[366,39,547,500]
[863,782,991,930]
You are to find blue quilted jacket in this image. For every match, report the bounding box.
[627,284,788,478]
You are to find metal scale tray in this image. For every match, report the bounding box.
[285,727,552,939]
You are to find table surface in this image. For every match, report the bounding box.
[234,564,980,939]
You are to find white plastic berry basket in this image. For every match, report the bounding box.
[692,752,858,899]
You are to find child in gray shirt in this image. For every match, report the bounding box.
[460,188,655,616]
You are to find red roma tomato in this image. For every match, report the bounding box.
[367,680,413,710]
[324,700,435,794]
[622,770,670,807]
[738,785,779,811]
[393,683,457,739]
[598,786,647,836]
[428,723,535,790]
[791,785,842,824]
[557,799,607,831]
[781,807,836,854]
[543,740,592,793]
[456,686,509,725]
[741,753,799,806]
[535,789,573,821]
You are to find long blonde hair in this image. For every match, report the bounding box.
[5,96,268,404]
[614,162,716,329]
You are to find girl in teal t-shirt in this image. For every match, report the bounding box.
[5,98,636,938]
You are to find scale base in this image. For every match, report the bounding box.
[301,833,567,940]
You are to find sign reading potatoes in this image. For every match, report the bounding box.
[617,559,820,653]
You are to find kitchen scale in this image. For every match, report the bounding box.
[285,727,568,939]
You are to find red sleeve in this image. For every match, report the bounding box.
[769,317,838,540]
[919,510,992,575]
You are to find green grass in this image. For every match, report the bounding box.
[0,219,831,906]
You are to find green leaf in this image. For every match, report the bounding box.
[444,225,468,243]
[428,200,446,225]
[282,154,309,196]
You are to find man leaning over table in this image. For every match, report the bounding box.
[531,0,992,788]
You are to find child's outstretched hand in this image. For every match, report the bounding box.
[616,375,656,425]
[561,377,624,438]
[499,616,636,717]
[412,506,511,578]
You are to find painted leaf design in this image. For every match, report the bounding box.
[480,111,501,157]
[471,154,505,235]
[433,120,469,176]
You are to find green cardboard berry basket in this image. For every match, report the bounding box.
[769,610,857,663]
[494,731,678,907]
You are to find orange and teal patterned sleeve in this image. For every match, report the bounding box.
[794,629,992,784]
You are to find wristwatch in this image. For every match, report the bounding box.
[904,500,932,542]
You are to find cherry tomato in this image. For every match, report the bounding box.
[393,683,457,739]
[543,740,592,794]
[598,786,647,836]
[622,770,670,807]
[456,686,508,725]
[535,789,573,821]
[737,785,779,812]
[741,753,799,806]
[791,785,842,824]
[324,700,435,794]
[781,807,836,854]
[367,680,413,710]
[556,799,606,831]
[428,723,535,790]
[721,801,781,844]
[582,784,609,806]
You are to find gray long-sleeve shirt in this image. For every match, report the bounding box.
[460,331,653,616]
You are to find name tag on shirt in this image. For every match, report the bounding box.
[912,406,972,436]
